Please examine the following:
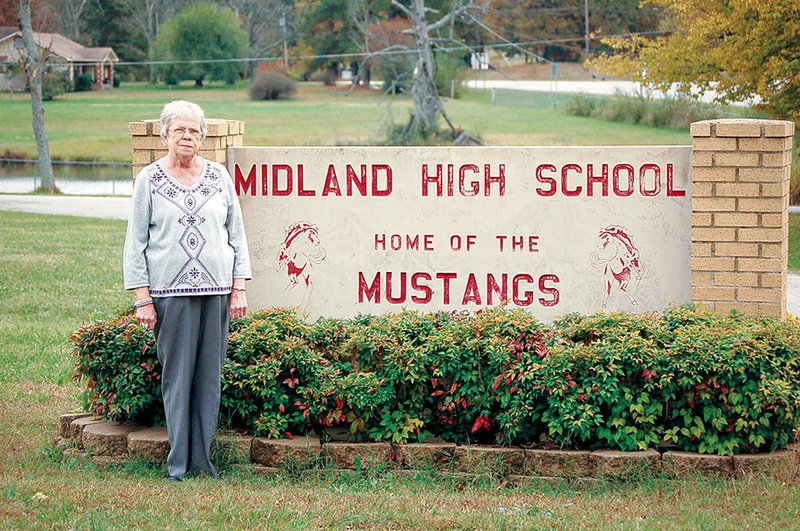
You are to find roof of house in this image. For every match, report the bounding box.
[0,26,16,41]
[0,29,118,63]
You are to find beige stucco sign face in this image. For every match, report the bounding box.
[229,146,692,321]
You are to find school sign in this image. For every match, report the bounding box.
[129,117,793,320]
[229,146,692,320]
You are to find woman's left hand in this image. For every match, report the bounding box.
[230,290,248,320]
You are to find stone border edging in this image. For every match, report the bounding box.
[58,415,800,480]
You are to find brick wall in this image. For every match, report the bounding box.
[691,119,795,318]
[128,118,244,179]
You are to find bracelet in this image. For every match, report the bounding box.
[232,287,246,292]
[134,297,154,308]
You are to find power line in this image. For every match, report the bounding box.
[0,29,674,68]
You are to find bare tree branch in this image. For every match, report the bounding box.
[59,0,90,41]
[426,0,485,34]
[390,0,412,19]
[469,14,550,63]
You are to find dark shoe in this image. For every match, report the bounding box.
[165,475,183,482]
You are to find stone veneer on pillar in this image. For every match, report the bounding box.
[690,119,794,318]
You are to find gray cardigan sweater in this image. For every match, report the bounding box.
[123,158,252,296]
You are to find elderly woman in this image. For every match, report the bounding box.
[124,100,251,481]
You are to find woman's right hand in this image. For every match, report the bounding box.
[136,304,157,330]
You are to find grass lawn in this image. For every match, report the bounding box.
[0,81,690,162]
[0,210,798,528]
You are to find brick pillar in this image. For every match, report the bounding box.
[128,119,245,179]
[690,118,794,318]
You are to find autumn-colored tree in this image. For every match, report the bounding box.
[483,0,660,61]
[364,17,414,91]
[0,0,58,30]
[589,0,800,121]
[0,0,16,24]
[483,0,584,61]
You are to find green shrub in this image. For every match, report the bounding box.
[71,312,162,424]
[662,312,800,454]
[332,312,438,442]
[70,306,800,454]
[601,94,647,124]
[567,90,726,130]
[427,309,551,444]
[222,308,326,438]
[249,71,297,100]
[73,73,94,92]
[532,312,668,451]
[565,94,596,117]
[40,72,69,101]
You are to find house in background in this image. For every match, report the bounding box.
[0,26,118,91]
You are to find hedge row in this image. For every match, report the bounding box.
[70,306,800,456]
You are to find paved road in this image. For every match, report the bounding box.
[0,194,130,220]
[1,194,797,316]
[463,79,761,106]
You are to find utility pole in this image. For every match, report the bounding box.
[280,13,289,71]
[584,0,589,55]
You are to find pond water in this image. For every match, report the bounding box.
[0,160,133,196]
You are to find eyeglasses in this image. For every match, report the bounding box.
[170,126,202,138]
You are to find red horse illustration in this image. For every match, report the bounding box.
[275,221,327,293]
[590,225,642,308]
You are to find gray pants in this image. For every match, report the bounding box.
[153,295,230,479]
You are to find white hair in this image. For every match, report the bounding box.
[159,100,207,140]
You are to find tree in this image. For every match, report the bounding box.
[588,0,800,121]
[348,0,396,87]
[297,0,360,77]
[226,0,293,76]
[483,0,583,61]
[155,2,248,87]
[0,0,58,30]
[123,0,178,81]
[389,0,485,143]
[364,16,415,92]
[482,0,661,61]
[19,0,56,193]
[83,0,148,79]
[56,0,90,41]
[0,1,16,24]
